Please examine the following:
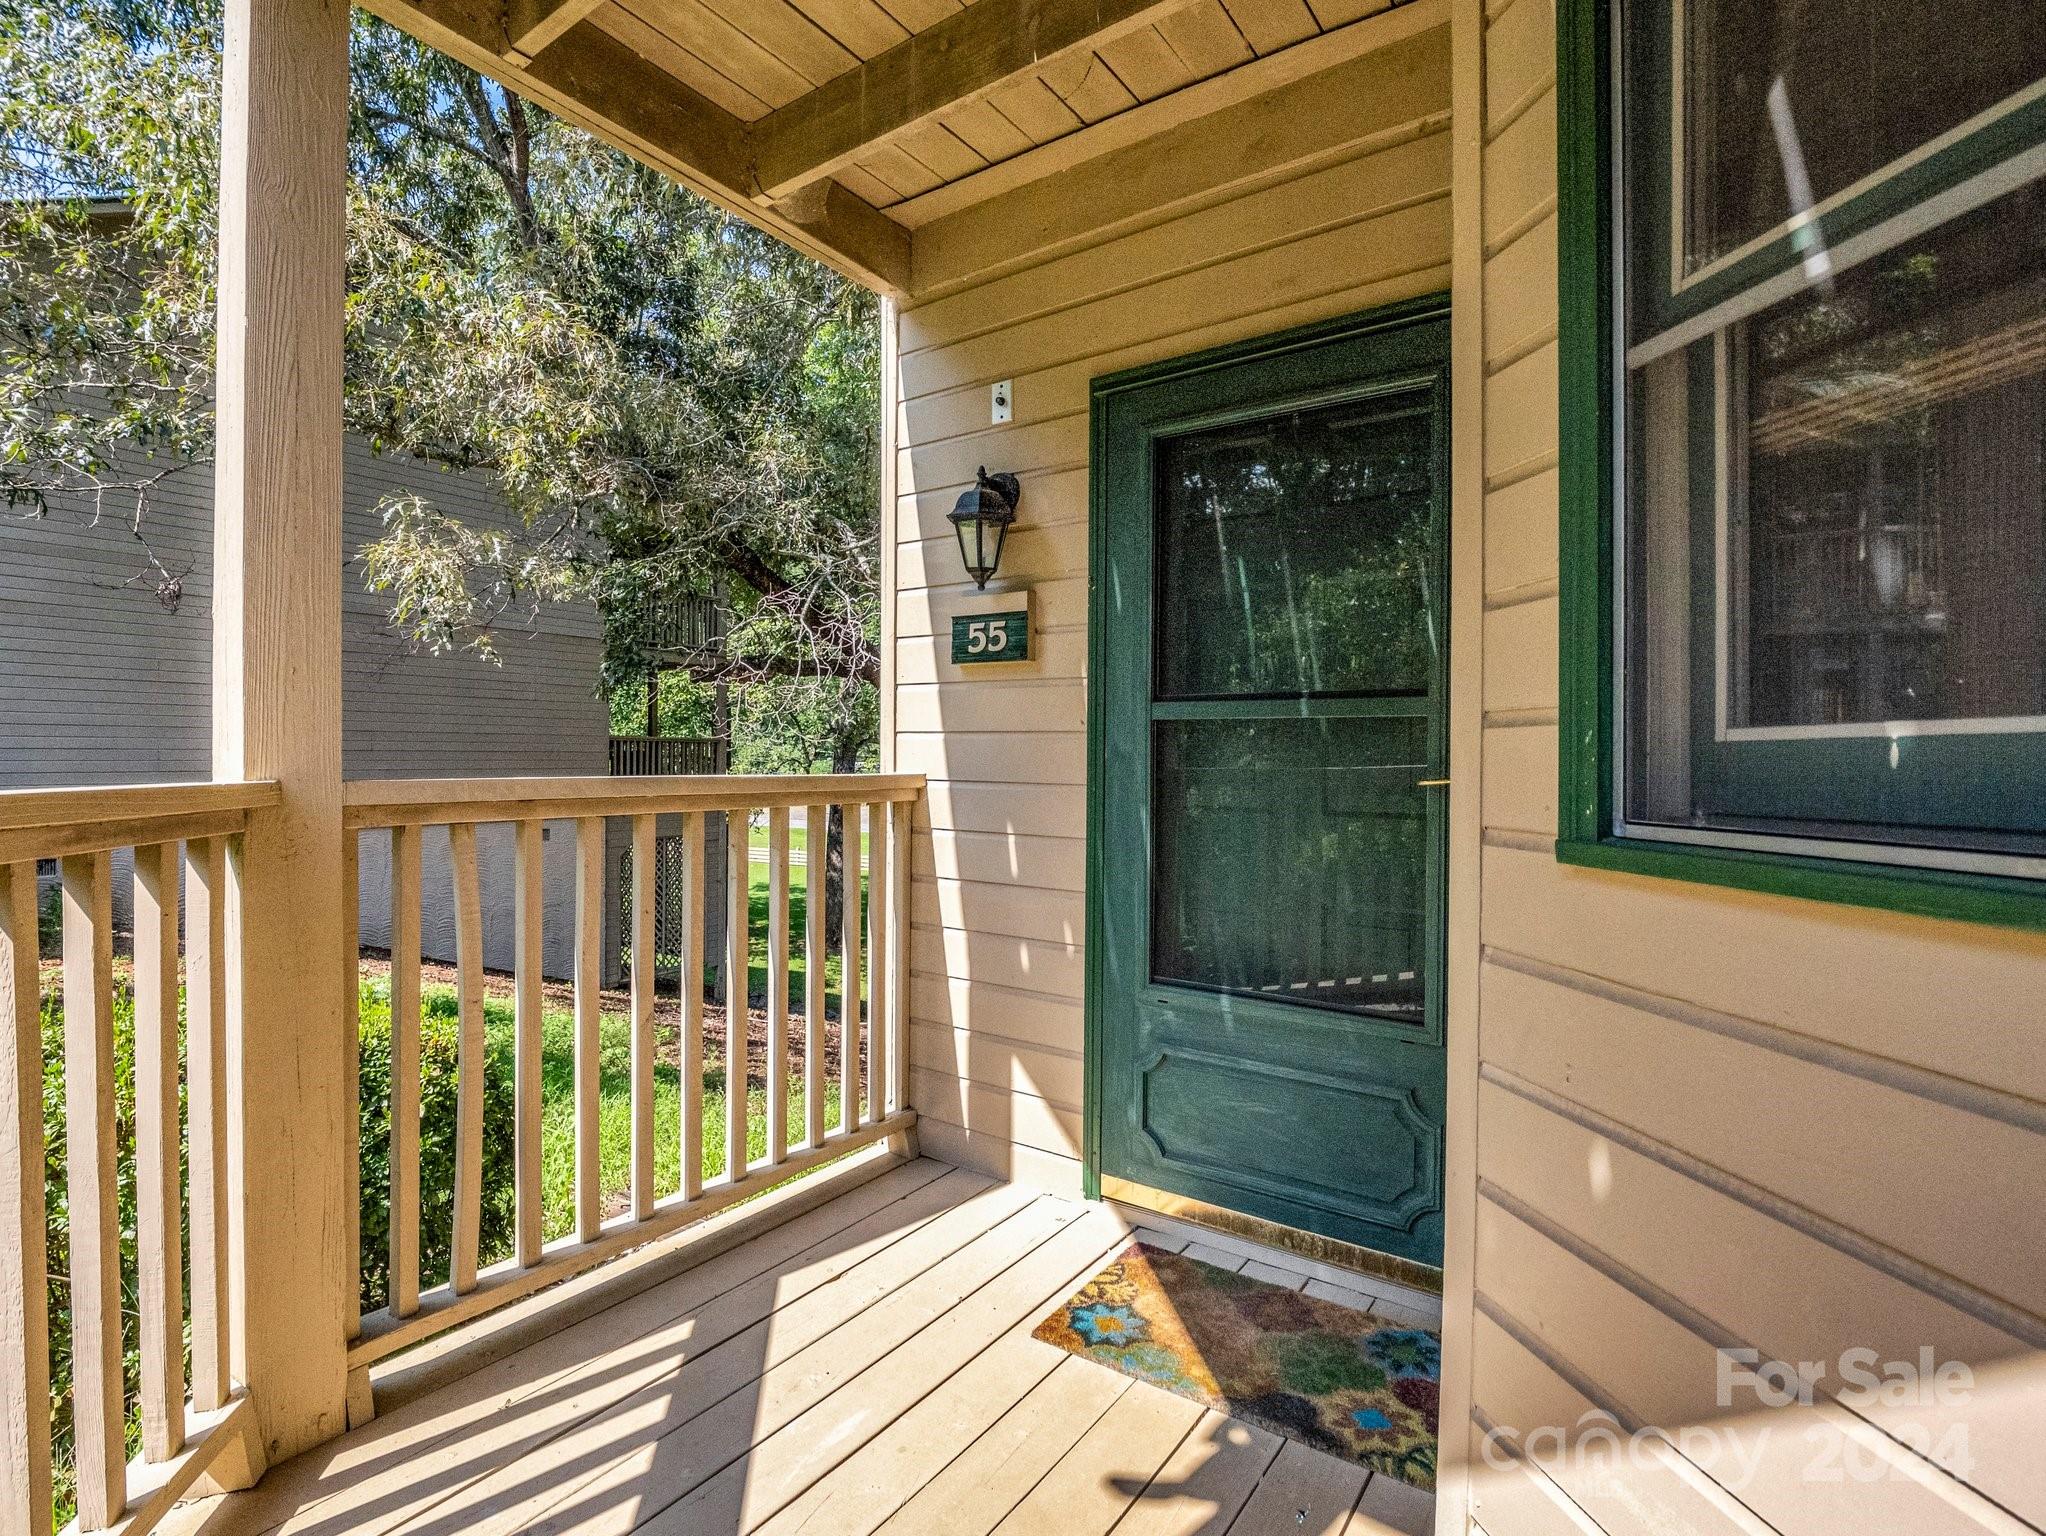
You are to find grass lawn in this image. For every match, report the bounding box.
[746,817,869,864]
[648,819,870,1009]
[739,847,870,1017]
[415,985,850,1241]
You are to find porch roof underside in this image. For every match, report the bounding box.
[361,0,1438,296]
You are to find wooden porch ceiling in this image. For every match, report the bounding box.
[359,0,1429,295]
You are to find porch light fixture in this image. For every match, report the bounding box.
[948,466,1020,589]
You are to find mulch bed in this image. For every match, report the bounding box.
[30,948,869,1098]
[355,952,867,1094]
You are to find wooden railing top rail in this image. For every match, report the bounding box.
[0,781,281,862]
[342,772,926,829]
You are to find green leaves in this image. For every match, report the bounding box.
[4,0,880,762]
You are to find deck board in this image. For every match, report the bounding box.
[1229,1440,1370,1535]
[497,1197,1082,1535]
[874,1354,1132,1536]
[986,1371,1207,1536]
[1110,1408,1283,1536]
[631,1216,1131,1534]
[750,1336,1083,1536]
[384,1178,1049,1536]
[165,1158,1435,1536]
[183,1160,967,1536]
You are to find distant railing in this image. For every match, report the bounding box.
[641,593,724,655]
[608,734,722,776]
[339,773,921,1370]
[0,782,273,1536]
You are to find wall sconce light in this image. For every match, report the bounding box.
[948,466,1020,590]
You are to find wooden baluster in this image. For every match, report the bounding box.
[630,815,656,1222]
[62,853,123,1529]
[573,817,603,1242]
[866,805,889,1124]
[725,810,751,1181]
[0,862,52,1536]
[132,842,185,1461]
[449,823,485,1294]
[839,805,862,1133]
[891,799,913,1116]
[804,802,826,1148]
[513,820,544,1267]
[766,806,790,1164]
[185,838,231,1410]
[678,811,705,1200]
[340,830,361,1340]
[389,824,423,1318]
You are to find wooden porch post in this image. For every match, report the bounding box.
[211,0,351,1469]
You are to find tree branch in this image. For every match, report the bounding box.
[361,105,499,179]
[459,78,540,250]
[663,648,878,688]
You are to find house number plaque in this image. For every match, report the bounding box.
[951,609,1029,663]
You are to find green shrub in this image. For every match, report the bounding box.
[38,968,143,1531]
[37,880,62,951]
[354,980,519,1313]
[37,973,526,1524]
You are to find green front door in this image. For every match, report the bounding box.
[1088,301,1450,1267]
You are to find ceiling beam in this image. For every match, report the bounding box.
[895,0,1448,230]
[501,0,608,64]
[361,0,910,293]
[747,0,1195,204]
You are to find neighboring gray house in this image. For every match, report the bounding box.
[1,433,726,983]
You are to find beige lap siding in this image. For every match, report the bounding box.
[1455,0,2046,1530]
[886,23,1455,1196]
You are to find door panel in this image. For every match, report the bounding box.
[1091,301,1450,1266]
[1138,1046,1442,1232]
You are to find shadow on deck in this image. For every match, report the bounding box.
[164,1156,1435,1536]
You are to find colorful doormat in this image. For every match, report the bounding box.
[1032,1242,1439,1491]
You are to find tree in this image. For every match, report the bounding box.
[0,0,881,770]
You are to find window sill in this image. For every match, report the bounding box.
[1553,834,2046,933]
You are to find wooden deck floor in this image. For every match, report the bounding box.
[168,1158,1438,1536]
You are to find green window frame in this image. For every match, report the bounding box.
[1555,0,2046,931]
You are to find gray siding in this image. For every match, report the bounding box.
[2,435,615,979]
[0,433,606,786]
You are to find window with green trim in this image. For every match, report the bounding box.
[1561,0,2046,912]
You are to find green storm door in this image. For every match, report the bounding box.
[1090,303,1449,1267]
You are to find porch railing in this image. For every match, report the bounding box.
[0,772,919,1536]
[0,783,272,1536]
[340,773,921,1375]
[639,592,725,655]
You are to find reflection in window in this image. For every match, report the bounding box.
[1151,717,1429,1023]
[1621,0,2046,859]
[1732,186,2046,730]
[1155,396,1436,699]
[1679,0,2044,271]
